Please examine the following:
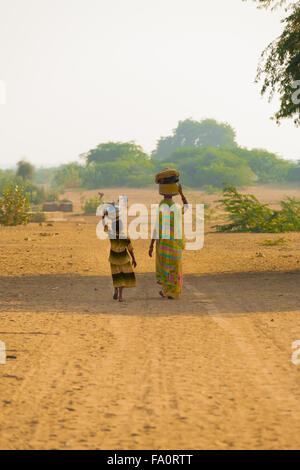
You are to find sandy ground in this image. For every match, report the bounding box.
[0,186,300,450]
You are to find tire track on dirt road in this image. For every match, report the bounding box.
[185,277,300,446]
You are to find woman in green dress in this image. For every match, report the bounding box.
[149,183,188,299]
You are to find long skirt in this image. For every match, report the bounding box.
[110,262,136,288]
[156,240,183,299]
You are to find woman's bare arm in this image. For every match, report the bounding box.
[149,238,156,258]
[178,184,188,206]
[128,249,137,268]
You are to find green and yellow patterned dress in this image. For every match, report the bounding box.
[109,237,136,288]
[155,199,185,299]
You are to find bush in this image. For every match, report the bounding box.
[214,183,300,233]
[276,197,300,232]
[0,184,31,226]
[82,195,101,215]
[30,212,47,223]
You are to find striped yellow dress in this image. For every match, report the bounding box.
[109,237,136,288]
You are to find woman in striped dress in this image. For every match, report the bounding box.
[149,184,188,299]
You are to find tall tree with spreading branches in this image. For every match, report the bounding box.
[245,0,300,125]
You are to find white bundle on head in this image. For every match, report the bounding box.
[102,203,122,221]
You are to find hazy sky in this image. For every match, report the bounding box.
[0,0,299,169]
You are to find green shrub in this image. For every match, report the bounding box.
[0,184,31,226]
[30,212,47,223]
[215,183,300,233]
[82,195,101,215]
[276,197,300,232]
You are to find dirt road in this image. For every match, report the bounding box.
[0,269,299,449]
[0,194,300,449]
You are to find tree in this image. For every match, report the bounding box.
[152,119,237,159]
[34,167,59,185]
[247,1,288,8]
[246,0,300,125]
[0,169,15,195]
[287,159,300,182]
[16,159,35,181]
[162,146,256,188]
[53,163,83,189]
[229,146,296,182]
[82,141,149,165]
[76,141,154,189]
[246,1,290,10]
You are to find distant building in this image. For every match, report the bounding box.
[42,202,73,212]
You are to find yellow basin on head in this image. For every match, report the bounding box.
[159,183,179,196]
